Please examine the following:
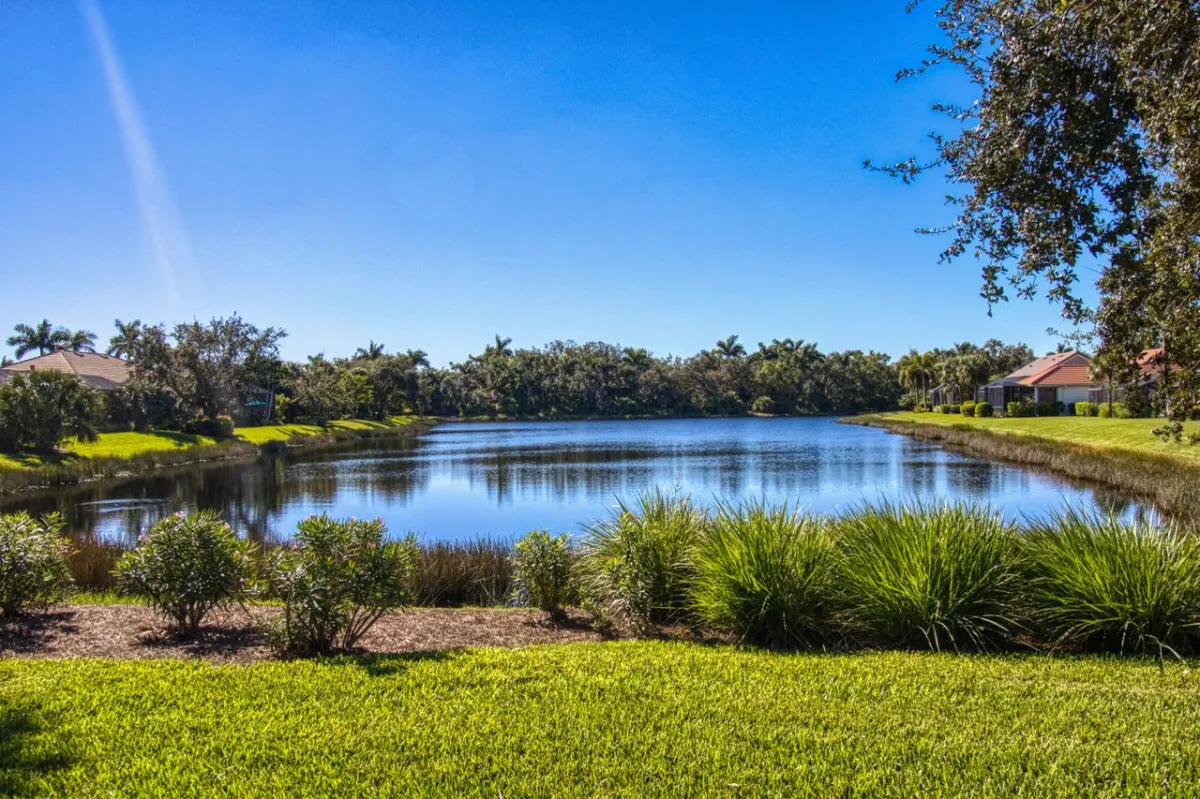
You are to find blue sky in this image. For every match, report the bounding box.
[0,1,1090,365]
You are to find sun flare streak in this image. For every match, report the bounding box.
[79,0,194,310]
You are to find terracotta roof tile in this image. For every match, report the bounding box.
[1016,352,1098,387]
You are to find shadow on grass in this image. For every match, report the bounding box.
[0,701,74,796]
[0,450,78,468]
[130,430,208,449]
[322,650,459,678]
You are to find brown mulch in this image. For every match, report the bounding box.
[0,605,614,663]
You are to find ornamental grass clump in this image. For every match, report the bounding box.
[0,512,73,617]
[116,511,256,634]
[692,500,838,648]
[1022,509,1200,658]
[269,514,419,654]
[512,530,574,615]
[836,502,1020,651]
[579,489,707,631]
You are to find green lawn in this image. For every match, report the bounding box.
[0,417,426,470]
[2,644,1199,797]
[864,411,1200,463]
[233,416,422,444]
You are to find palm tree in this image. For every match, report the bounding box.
[486,335,513,358]
[623,347,653,369]
[898,349,936,410]
[792,340,825,371]
[107,319,143,358]
[7,320,67,359]
[61,329,97,353]
[355,340,386,360]
[405,349,430,368]
[715,334,746,358]
[8,320,56,359]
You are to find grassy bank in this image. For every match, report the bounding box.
[857,411,1200,461]
[845,412,1200,518]
[2,644,1198,796]
[0,417,433,495]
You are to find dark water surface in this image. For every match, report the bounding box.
[0,418,1150,545]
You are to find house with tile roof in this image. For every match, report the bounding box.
[0,351,132,391]
[977,351,1100,414]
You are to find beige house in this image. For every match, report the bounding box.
[0,351,132,391]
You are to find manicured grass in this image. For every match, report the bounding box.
[2,644,1199,796]
[867,411,1200,462]
[0,417,426,471]
[233,416,421,445]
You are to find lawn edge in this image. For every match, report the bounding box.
[841,413,1200,518]
[0,417,436,497]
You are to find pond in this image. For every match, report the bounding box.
[0,417,1151,545]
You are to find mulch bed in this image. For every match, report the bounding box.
[0,605,617,663]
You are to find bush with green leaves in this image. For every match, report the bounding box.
[0,371,101,453]
[1074,401,1096,417]
[269,515,419,654]
[898,391,917,410]
[116,511,256,634]
[975,401,993,417]
[750,396,775,414]
[836,502,1020,651]
[1006,400,1035,418]
[1022,510,1200,657]
[960,401,975,417]
[183,415,236,439]
[578,490,707,631]
[512,530,574,613]
[0,512,73,617]
[692,500,838,648]
[1035,401,1061,417]
[1097,402,1132,418]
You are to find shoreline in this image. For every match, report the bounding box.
[841,413,1200,519]
[0,418,435,497]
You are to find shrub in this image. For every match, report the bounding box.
[898,392,917,411]
[578,490,707,631]
[1034,401,1060,417]
[750,396,775,414]
[1023,510,1200,657]
[0,371,101,453]
[512,530,573,614]
[947,404,962,415]
[975,402,993,417]
[1098,403,1112,418]
[836,502,1020,651]
[116,511,256,634]
[1112,402,1132,419]
[269,515,419,654]
[183,416,236,439]
[960,402,976,417]
[1006,401,1035,418]
[693,500,838,648]
[1074,402,1096,417]
[0,512,73,617]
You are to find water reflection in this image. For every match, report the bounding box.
[0,417,1155,545]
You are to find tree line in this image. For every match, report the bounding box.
[2,315,1045,452]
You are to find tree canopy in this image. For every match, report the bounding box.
[873,0,1200,436]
